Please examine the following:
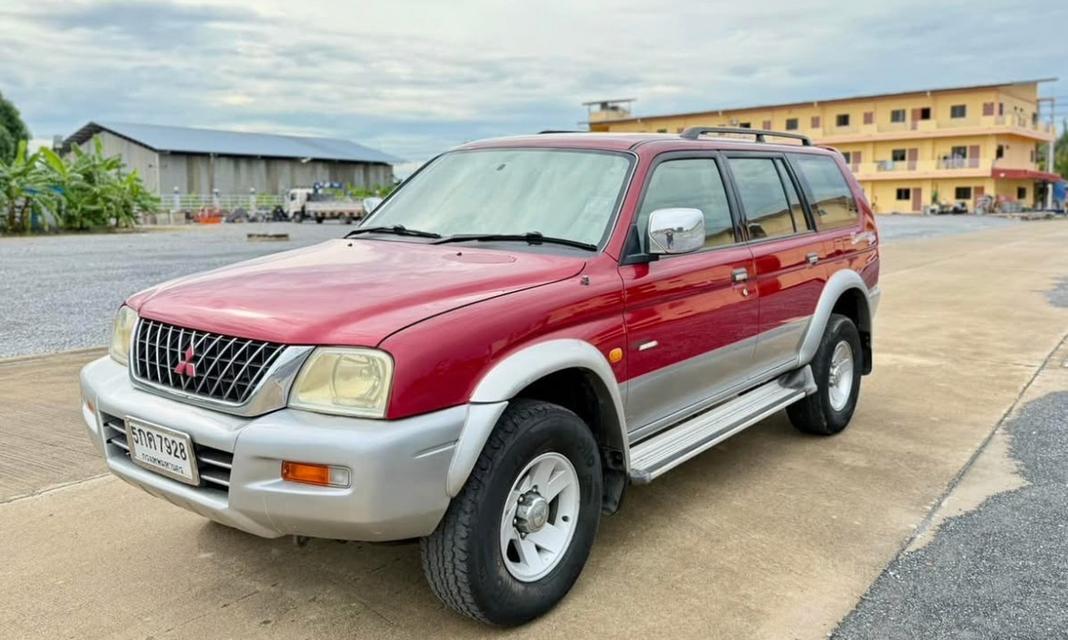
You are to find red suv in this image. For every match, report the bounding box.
[80,127,879,625]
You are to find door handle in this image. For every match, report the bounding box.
[806,252,820,265]
[731,268,749,284]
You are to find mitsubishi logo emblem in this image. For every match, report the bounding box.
[174,346,197,378]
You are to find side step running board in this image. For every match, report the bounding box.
[628,366,816,484]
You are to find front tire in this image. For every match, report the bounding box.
[787,313,862,435]
[421,399,602,626]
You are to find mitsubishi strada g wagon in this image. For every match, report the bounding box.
[80,127,880,625]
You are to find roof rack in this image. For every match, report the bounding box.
[679,126,811,146]
[537,129,584,134]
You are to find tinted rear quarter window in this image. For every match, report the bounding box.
[792,154,858,230]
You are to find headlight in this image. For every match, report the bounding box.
[109,305,138,365]
[289,348,394,418]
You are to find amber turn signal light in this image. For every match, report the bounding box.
[281,461,351,488]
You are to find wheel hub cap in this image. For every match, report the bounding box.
[499,452,581,582]
[515,492,549,533]
[828,340,855,411]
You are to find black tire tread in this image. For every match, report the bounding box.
[420,399,576,623]
[787,313,862,436]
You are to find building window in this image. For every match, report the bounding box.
[950,104,967,118]
[891,149,907,162]
[785,118,799,131]
[890,109,906,123]
[811,115,821,128]
[1030,149,1036,162]
[951,145,968,158]
[836,114,850,127]
[996,144,1005,159]
[1017,187,1027,200]
[738,122,751,129]
[896,188,911,200]
[954,186,972,200]
[841,151,852,164]
[918,107,932,120]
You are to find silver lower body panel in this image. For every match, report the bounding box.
[80,356,464,541]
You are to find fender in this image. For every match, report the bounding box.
[797,269,877,366]
[445,338,628,497]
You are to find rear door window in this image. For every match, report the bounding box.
[792,154,858,230]
[637,159,736,249]
[726,157,796,240]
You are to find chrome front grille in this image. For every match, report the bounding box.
[133,318,284,405]
[101,413,233,493]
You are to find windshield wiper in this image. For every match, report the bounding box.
[432,232,597,251]
[344,225,441,239]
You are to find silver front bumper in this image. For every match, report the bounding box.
[80,356,466,541]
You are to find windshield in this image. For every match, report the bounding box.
[366,149,632,247]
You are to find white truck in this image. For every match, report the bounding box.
[286,188,365,224]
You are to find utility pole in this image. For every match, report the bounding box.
[1039,97,1055,209]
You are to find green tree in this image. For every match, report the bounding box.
[0,91,30,163]
[0,128,14,164]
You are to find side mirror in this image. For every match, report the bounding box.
[648,208,705,255]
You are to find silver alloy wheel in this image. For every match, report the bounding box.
[499,452,580,582]
[827,340,855,411]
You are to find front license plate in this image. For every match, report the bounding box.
[125,418,199,485]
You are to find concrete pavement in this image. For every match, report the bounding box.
[0,348,106,501]
[2,219,1067,638]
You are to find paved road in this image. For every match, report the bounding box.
[0,216,1020,359]
[2,219,1066,638]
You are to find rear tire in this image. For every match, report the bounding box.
[787,313,862,435]
[421,399,602,626]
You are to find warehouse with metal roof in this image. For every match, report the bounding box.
[63,121,401,197]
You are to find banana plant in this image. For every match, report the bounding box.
[0,140,52,233]
[38,136,158,230]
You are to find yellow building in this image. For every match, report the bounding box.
[586,80,1059,213]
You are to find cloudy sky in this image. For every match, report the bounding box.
[1,0,1065,175]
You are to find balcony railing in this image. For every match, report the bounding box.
[852,158,999,175]
[823,115,1053,137]
[875,160,910,172]
[937,156,981,170]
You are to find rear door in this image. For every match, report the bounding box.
[722,154,824,373]
[619,154,759,437]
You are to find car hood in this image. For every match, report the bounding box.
[129,238,587,346]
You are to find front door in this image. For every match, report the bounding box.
[619,156,759,436]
